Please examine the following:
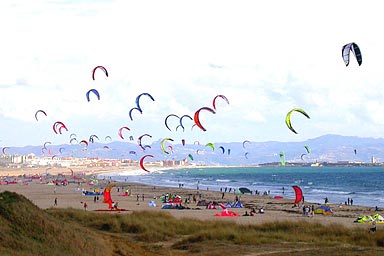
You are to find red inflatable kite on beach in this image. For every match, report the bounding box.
[104,185,115,209]
[292,185,303,204]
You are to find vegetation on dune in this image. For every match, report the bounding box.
[1,191,384,256]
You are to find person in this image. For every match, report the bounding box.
[324,197,329,204]
[136,194,139,201]
[54,197,57,206]
[243,211,249,216]
[350,198,353,205]
[370,221,377,233]
[83,202,88,211]
[221,192,225,199]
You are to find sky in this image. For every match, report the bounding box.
[0,0,383,148]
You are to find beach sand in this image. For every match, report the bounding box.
[0,166,378,228]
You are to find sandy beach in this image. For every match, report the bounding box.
[0,166,378,229]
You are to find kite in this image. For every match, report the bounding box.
[212,94,229,110]
[137,134,152,150]
[292,185,303,204]
[164,114,179,131]
[34,110,47,121]
[279,152,286,166]
[2,147,9,155]
[242,140,250,149]
[129,107,142,121]
[194,107,216,131]
[43,141,52,149]
[118,126,130,140]
[86,89,100,102]
[285,108,310,134]
[89,135,99,143]
[161,137,174,154]
[175,125,184,132]
[139,154,154,172]
[205,142,215,151]
[92,65,108,80]
[135,93,155,112]
[103,185,115,209]
[342,42,362,66]
[53,121,68,134]
[179,114,193,130]
[79,140,89,147]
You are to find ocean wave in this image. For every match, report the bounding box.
[216,179,232,182]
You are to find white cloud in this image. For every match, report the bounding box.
[0,0,383,147]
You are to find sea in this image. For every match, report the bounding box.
[96,166,384,208]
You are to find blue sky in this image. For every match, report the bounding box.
[0,0,383,147]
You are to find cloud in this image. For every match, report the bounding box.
[0,0,384,147]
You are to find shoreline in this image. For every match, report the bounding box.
[0,166,379,229]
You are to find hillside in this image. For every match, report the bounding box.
[4,134,384,165]
[0,191,114,255]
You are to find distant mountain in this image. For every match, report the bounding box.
[4,134,384,165]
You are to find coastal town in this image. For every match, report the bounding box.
[0,153,189,171]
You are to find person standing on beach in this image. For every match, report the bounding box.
[350,198,353,205]
[54,197,57,206]
[83,202,88,211]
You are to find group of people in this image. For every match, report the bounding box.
[302,204,315,217]
[243,207,264,216]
